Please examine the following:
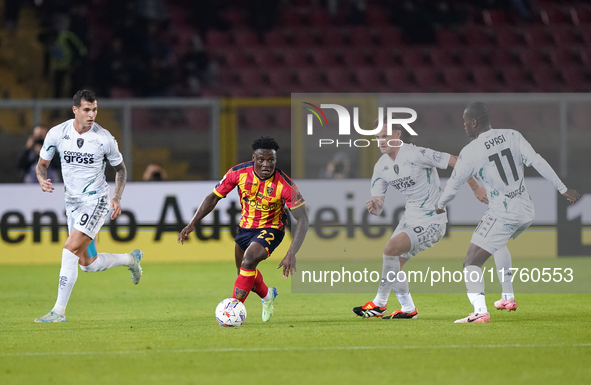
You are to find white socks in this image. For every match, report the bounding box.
[52,249,79,316]
[465,265,487,314]
[373,254,399,307]
[79,253,133,272]
[373,255,415,312]
[493,246,515,301]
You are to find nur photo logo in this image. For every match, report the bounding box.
[303,103,419,148]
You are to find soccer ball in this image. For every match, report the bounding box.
[215,298,247,327]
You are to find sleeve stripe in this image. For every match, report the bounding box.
[290,201,306,210]
[213,188,225,198]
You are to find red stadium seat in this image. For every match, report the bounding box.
[224,50,252,68]
[321,29,347,47]
[291,29,318,47]
[296,68,325,90]
[540,6,569,25]
[550,25,580,45]
[485,48,515,67]
[523,26,553,46]
[413,68,442,91]
[274,107,291,129]
[263,30,289,47]
[341,49,369,67]
[398,48,427,67]
[267,68,295,88]
[463,26,493,46]
[366,7,389,26]
[501,67,531,92]
[429,49,455,67]
[455,48,486,67]
[325,68,354,90]
[472,67,500,91]
[241,109,271,130]
[279,9,304,27]
[495,27,523,46]
[547,47,580,67]
[374,26,403,46]
[355,67,383,90]
[442,67,473,92]
[308,8,332,27]
[282,50,310,68]
[252,49,281,68]
[233,29,259,47]
[371,50,398,66]
[310,49,340,67]
[238,69,266,88]
[559,65,589,91]
[530,66,560,91]
[517,48,547,68]
[348,27,375,46]
[570,5,591,26]
[483,10,508,26]
[383,68,414,91]
[436,29,461,47]
[205,30,231,48]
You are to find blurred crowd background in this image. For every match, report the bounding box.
[0,0,590,187]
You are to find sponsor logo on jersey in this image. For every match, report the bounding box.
[63,150,95,164]
[390,176,415,190]
[62,135,70,140]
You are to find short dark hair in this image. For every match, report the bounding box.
[252,136,279,151]
[73,90,97,107]
[465,102,490,127]
[373,113,412,143]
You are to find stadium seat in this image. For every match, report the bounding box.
[413,67,442,91]
[205,30,231,48]
[501,67,530,92]
[238,69,266,88]
[495,27,524,46]
[485,48,516,67]
[355,67,383,90]
[224,50,252,68]
[517,48,547,68]
[540,6,569,25]
[366,7,389,26]
[224,9,246,27]
[279,8,304,27]
[442,67,473,92]
[252,49,281,68]
[463,26,493,46]
[398,48,427,67]
[349,27,375,46]
[371,50,398,66]
[263,30,289,47]
[321,29,347,47]
[429,49,455,67]
[274,107,291,129]
[530,66,561,91]
[341,49,369,67]
[559,65,589,91]
[579,25,591,45]
[310,49,340,67]
[383,68,414,90]
[570,4,591,26]
[292,29,319,47]
[374,26,403,46]
[267,68,295,88]
[483,9,508,26]
[523,26,553,46]
[308,7,332,27]
[472,67,500,91]
[550,25,580,45]
[233,29,259,47]
[325,68,354,91]
[282,50,310,68]
[436,29,462,47]
[455,47,486,67]
[296,68,325,90]
[547,47,580,67]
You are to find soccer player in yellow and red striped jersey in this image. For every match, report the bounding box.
[178,137,308,322]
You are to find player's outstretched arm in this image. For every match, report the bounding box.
[110,162,127,220]
[36,158,54,193]
[178,192,222,244]
[366,196,385,215]
[562,188,580,204]
[278,205,309,278]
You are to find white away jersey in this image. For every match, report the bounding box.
[371,143,451,222]
[40,119,123,201]
[438,129,537,222]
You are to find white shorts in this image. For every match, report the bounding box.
[470,212,533,255]
[65,195,110,239]
[392,217,446,259]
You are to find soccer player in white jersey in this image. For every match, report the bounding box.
[436,102,580,323]
[353,116,487,319]
[34,90,144,323]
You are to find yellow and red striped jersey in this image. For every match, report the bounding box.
[213,161,305,231]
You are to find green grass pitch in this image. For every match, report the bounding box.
[1,261,590,385]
